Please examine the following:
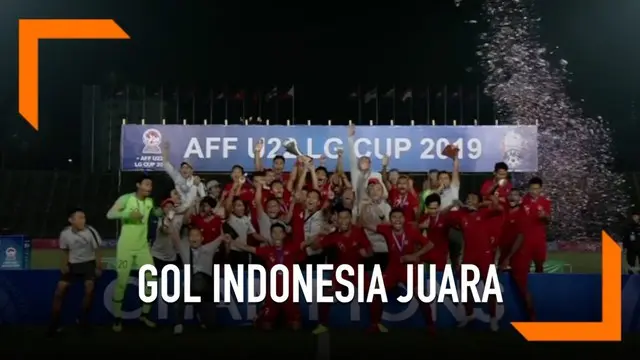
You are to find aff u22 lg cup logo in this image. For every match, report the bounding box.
[142,128,163,154]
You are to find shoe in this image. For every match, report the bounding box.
[139,315,156,328]
[489,318,499,332]
[112,319,123,333]
[173,324,184,335]
[312,324,329,335]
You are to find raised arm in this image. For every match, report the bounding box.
[347,124,361,194]
[161,142,182,184]
[335,148,345,175]
[451,151,460,187]
[286,162,298,193]
[254,139,264,172]
[308,162,320,191]
[380,155,390,190]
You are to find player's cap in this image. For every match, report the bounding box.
[367,178,381,185]
[180,161,193,169]
[161,199,175,208]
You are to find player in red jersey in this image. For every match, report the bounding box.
[498,189,524,267]
[448,192,501,331]
[418,193,456,271]
[306,207,373,334]
[365,209,435,333]
[480,162,512,252]
[188,197,223,244]
[230,223,306,330]
[222,165,255,204]
[521,177,551,273]
[388,175,419,223]
[254,139,290,183]
[498,188,536,321]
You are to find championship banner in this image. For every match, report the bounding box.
[0,235,31,270]
[121,125,538,173]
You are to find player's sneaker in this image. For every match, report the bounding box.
[173,324,184,335]
[139,315,156,328]
[367,323,389,333]
[112,319,123,333]
[489,318,499,332]
[312,324,329,335]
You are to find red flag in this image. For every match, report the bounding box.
[234,91,245,100]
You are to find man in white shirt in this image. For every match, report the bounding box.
[161,142,206,211]
[359,179,391,271]
[347,124,388,218]
[437,154,463,266]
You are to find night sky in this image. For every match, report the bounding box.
[0,0,638,171]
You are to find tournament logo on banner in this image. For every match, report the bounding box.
[120,125,538,173]
[0,235,31,270]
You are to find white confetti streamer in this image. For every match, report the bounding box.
[479,0,630,239]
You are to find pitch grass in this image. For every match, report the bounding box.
[0,325,635,357]
[31,249,604,273]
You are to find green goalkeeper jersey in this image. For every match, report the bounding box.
[107,193,161,251]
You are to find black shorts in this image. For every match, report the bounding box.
[153,256,180,270]
[61,261,96,283]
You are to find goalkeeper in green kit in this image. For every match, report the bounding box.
[107,174,162,332]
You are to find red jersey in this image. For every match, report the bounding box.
[255,243,305,269]
[222,183,255,203]
[521,194,551,242]
[480,178,512,202]
[266,189,293,214]
[290,203,323,245]
[376,224,429,270]
[320,226,371,268]
[190,214,223,244]
[388,189,419,223]
[417,213,452,265]
[500,207,525,249]
[449,208,499,261]
[480,178,511,240]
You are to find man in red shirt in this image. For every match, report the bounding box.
[230,223,306,330]
[254,139,290,184]
[448,192,501,331]
[480,162,512,249]
[498,188,536,321]
[365,209,434,333]
[305,208,373,334]
[521,177,551,273]
[388,175,419,223]
[269,180,292,215]
[222,165,255,204]
[418,193,454,271]
[189,197,223,244]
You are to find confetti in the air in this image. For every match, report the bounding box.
[479,0,630,239]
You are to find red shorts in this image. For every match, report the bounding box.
[530,242,547,264]
[381,265,421,289]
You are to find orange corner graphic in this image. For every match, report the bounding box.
[512,231,621,341]
[18,19,130,130]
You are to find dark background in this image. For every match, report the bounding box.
[0,0,638,171]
